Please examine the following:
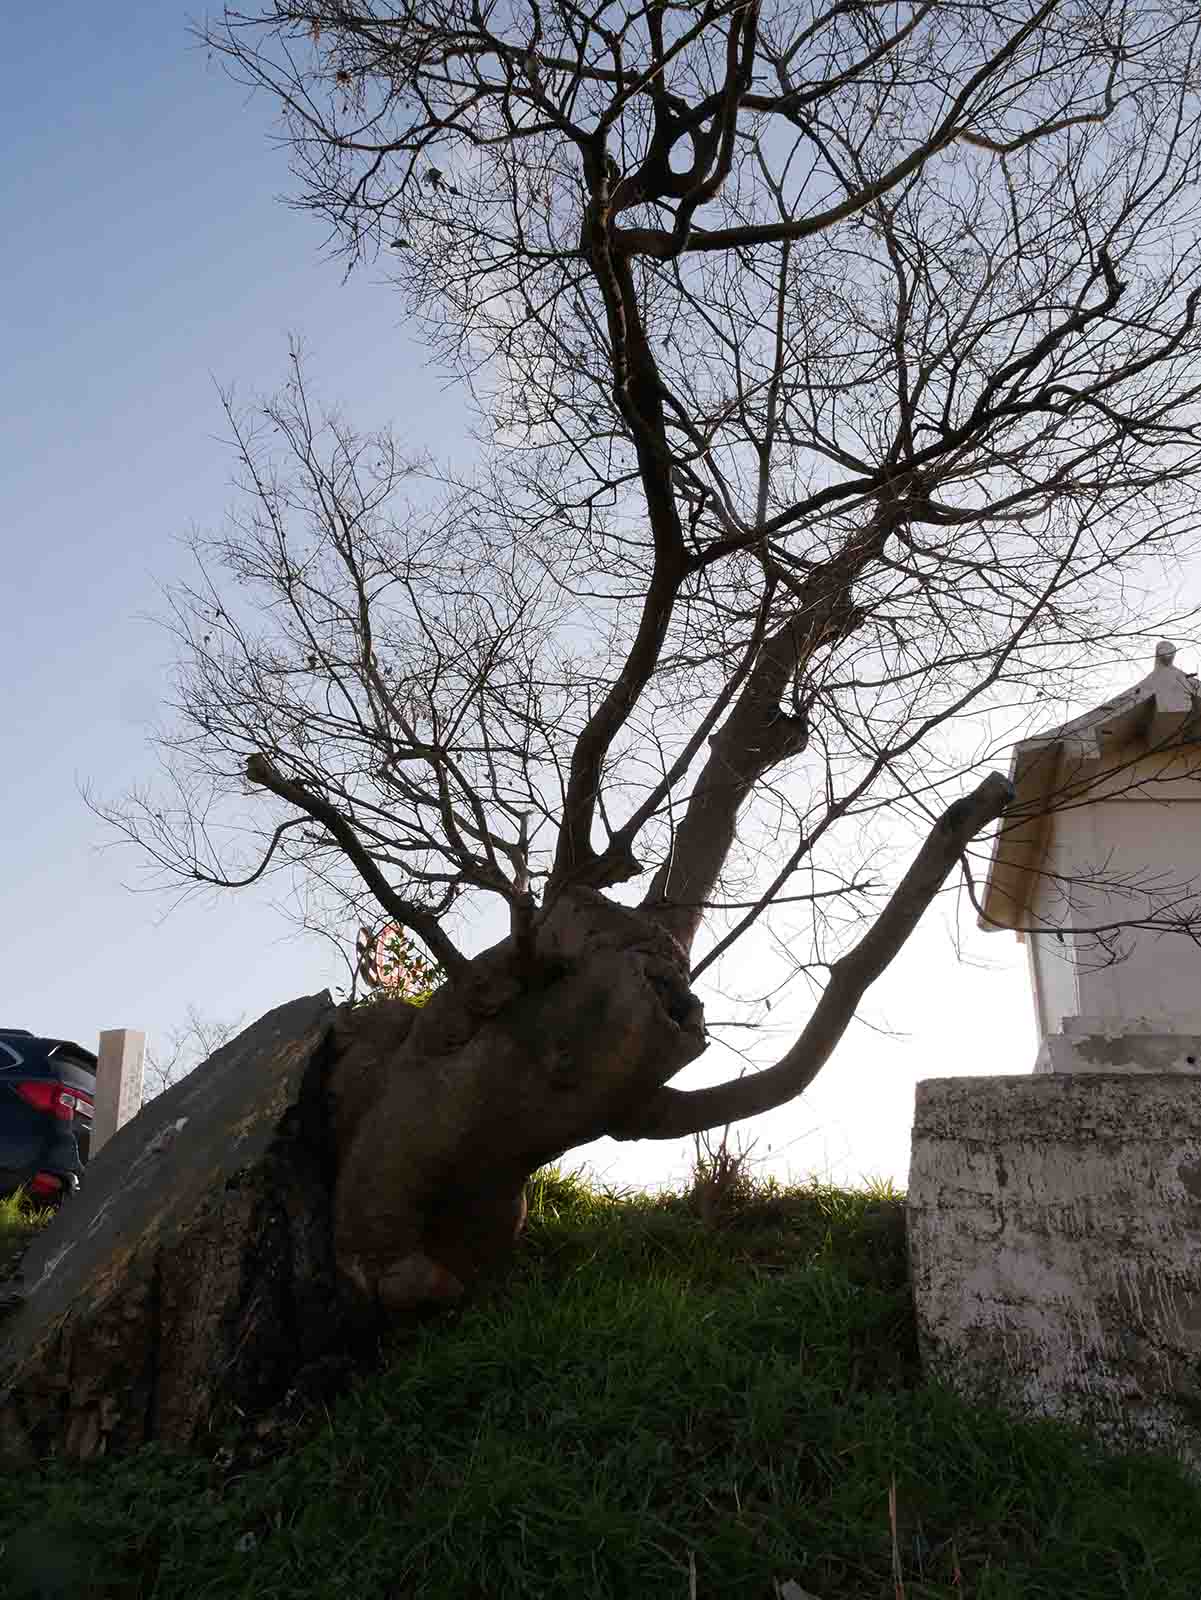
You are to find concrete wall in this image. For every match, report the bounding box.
[1070,796,1201,1023]
[1022,803,1086,1038]
[1034,1016,1201,1074]
[1025,749,1201,1034]
[1025,931,1077,1042]
[908,1074,1201,1468]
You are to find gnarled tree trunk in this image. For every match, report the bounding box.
[0,891,703,1460]
[331,887,703,1312]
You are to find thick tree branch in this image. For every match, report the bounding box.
[641,518,884,950]
[613,771,1014,1140]
[245,752,468,978]
[549,150,690,890]
[638,606,817,951]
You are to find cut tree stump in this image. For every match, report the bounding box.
[0,993,340,1461]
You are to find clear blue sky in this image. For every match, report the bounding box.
[3,1,1043,1191]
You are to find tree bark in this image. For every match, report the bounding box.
[330,887,705,1313]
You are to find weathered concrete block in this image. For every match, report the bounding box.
[94,1027,146,1155]
[908,1074,1201,1467]
[0,993,339,1460]
[1035,1015,1201,1075]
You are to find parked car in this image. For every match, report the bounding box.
[0,1028,96,1204]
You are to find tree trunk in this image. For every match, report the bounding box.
[331,887,704,1311]
[0,890,705,1460]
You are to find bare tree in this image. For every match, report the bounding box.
[101,0,1201,1311]
[141,1007,244,1105]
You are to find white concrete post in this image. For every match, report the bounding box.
[93,1029,146,1157]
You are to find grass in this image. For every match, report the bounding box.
[2,1169,1200,1598]
[0,1188,50,1290]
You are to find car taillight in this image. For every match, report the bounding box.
[12,1080,88,1122]
[27,1172,63,1198]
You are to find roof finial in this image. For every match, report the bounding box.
[1155,638,1177,666]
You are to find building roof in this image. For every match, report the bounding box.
[979,642,1201,933]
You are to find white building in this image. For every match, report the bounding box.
[980,642,1201,1072]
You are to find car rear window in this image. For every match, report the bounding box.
[47,1045,97,1075]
